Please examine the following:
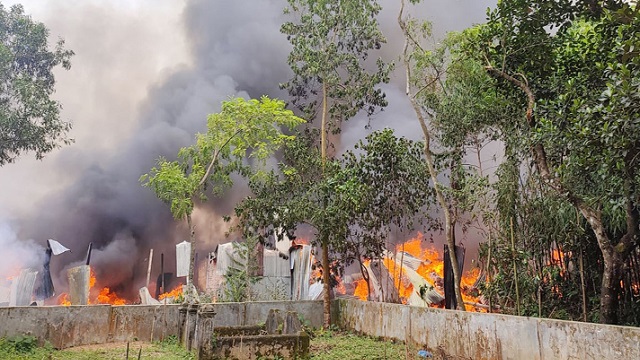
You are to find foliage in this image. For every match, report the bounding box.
[0,335,38,354]
[221,236,261,302]
[233,129,430,271]
[456,0,639,323]
[0,3,74,165]
[280,0,393,327]
[141,96,304,302]
[335,129,433,267]
[280,0,392,127]
[141,97,305,221]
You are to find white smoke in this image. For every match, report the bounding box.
[0,220,44,283]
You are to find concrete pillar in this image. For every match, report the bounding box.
[186,304,199,351]
[67,265,90,305]
[196,304,217,359]
[178,305,188,346]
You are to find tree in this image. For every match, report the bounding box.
[337,129,432,300]
[140,97,304,302]
[233,128,432,303]
[461,0,639,323]
[0,4,74,165]
[280,0,392,327]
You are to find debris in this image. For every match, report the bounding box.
[417,349,433,358]
[48,239,71,255]
[9,269,38,306]
[139,286,160,305]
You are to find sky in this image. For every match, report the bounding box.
[0,0,496,292]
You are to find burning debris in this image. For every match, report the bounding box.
[345,233,485,312]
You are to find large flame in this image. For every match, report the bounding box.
[353,278,369,301]
[159,284,183,300]
[58,267,129,306]
[352,233,484,311]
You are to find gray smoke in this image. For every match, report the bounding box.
[0,0,495,299]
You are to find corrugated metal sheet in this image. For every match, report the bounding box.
[290,245,312,300]
[9,269,37,306]
[263,250,289,277]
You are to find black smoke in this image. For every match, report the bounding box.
[2,0,495,299]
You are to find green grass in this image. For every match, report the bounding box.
[0,332,436,359]
[0,335,194,360]
[310,329,432,360]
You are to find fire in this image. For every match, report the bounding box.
[353,279,369,301]
[58,267,129,305]
[96,287,126,305]
[159,284,183,300]
[89,270,96,288]
[59,293,71,306]
[382,257,413,303]
[351,233,484,311]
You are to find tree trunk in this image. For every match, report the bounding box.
[320,81,332,328]
[599,253,621,324]
[397,1,465,310]
[322,241,331,327]
[187,213,196,303]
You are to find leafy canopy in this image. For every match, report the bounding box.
[140,96,305,220]
[0,4,74,165]
[281,0,392,126]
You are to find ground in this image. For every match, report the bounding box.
[0,330,442,359]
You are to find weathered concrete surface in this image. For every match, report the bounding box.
[244,300,323,328]
[335,299,640,360]
[0,305,112,349]
[108,305,180,343]
[0,301,321,350]
[67,265,90,305]
[0,304,180,349]
[201,332,310,360]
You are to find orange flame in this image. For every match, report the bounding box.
[382,257,413,303]
[58,267,129,305]
[159,284,183,300]
[352,233,484,311]
[354,279,369,301]
[59,293,71,306]
[96,287,127,305]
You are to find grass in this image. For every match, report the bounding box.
[310,328,436,360]
[0,335,194,360]
[0,332,438,360]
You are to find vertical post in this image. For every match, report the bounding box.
[160,253,165,294]
[579,249,587,322]
[511,217,520,316]
[146,249,154,289]
[487,233,492,313]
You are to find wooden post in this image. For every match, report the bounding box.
[511,218,521,316]
[487,233,493,313]
[146,249,154,289]
[160,253,165,294]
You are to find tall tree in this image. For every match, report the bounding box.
[281,0,392,327]
[461,0,639,323]
[233,129,432,303]
[140,97,304,302]
[0,4,74,165]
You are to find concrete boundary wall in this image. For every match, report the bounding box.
[0,304,181,349]
[0,301,324,349]
[335,299,640,359]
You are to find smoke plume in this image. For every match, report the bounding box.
[0,0,495,299]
